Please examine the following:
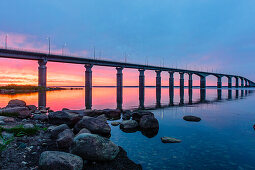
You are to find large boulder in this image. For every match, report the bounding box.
[120,120,139,130]
[6,99,26,108]
[139,115,159,129]
[122,110,131,120]
[70,133,119,161]
[73,116,111,136]
[0,107,31,118]
[48,111,82,126]
[183,115,201,122]
[56,129,74,149]
[50,124,70,138]
[102,109,121,119]
[39,151,83,170]
[132,110,154,122]
[33,114,48,121]
[76,128,91,137]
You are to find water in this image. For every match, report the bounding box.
[0,87,255,169]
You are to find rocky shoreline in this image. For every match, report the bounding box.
[0,99,160,170]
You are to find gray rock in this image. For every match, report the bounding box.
[183,115,201,122]
[70,133,119,161]
[120,120,138,129]
[56,129,74,149]
[33,114,48,121]
[0,107,31,118]
[103,109,121,119]
[1,131,14,139]
[34,110,41,114]
[48,111,82,126]
[74,116,111,135]
[40,110,48,114]
[23,123,34,129]
[122,111,131,120]
[0,116,15,122]
[50,124,70,138]
[132,110,154,122]
[139,115,159,129]
[111,122,120,126]
[161,137,181,143]
[27,105,37,112]
[6,99,26,108]
[0,121,5,125]
[76,128,91,136]
[39,151,83,170]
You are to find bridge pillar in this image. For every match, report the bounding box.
[228,89,232,99]
[188,73,193,89]
[156,70,161,107]
[241,78,244,88]
[200,76,206,89]
[38,90,46,108]
[217,76,222,88]
[116,67,123,110]
[245,79,248,87]
[38,59,47,88]
[139,69,145,109]
[217,89,222,100]
[169,71,174,96]
[179,72,184,105]
[235,77,239,88]
[228,76,232,88]
[85,64,93,109]
[179,72,184,89]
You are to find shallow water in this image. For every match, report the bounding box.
[0,87,254,169]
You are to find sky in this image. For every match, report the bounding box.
[0,0,254,86]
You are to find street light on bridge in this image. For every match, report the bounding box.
[5,34,8,49]
[46,37,50,54]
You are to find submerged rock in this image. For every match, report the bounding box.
[73,116,111,136]
[70,133,119,161]
[183,115,201,122]
[161,137,181,143]
[120,120,139,130]
[111,122,120,126]
[56,129,74,149]
[39,151,83,170]
[6,99,26,108]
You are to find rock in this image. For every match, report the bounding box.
[132,110,154,122]
[56,129,74,149]
[120,120,139,130]
[161,137,181,143]
[50,124,70,138]
[74,116,111,136]
[111,122,120,126]
[0,116,15,122]
[0,107,31,118]
[139,115,159,129]
[23,123,34,129]
[183,115,201,122]
[40,110,48,114]
[34,110,41,114]
[33,114,48,121]
[1,131,14,139]
[27,105,37,112]
[122,111,131,120]
[0,121,5,125]
[6,99,26,108]
[103,109,121,119]
[48,110,54,113]
[39,151,83,170]
[253,124,255,130]
[141,128,159,138]
[48,111,82,127]
[70,133,119,161]
[76,128,91,136]
[96,114,107,122]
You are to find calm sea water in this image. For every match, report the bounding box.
[0,87,255,169]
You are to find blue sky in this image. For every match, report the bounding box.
[0,0,254,83]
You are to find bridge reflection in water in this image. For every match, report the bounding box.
[37,88,253,110]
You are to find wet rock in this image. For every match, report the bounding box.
[70,133,119,161]
[6,99,26,108]
[120,120,139,130]
[103,109,121,119]
[139,115,159,129]
[183,115,201,122]
[48,111,82,127]
[74,116,111,136]
[122,111,131,120]
[132,110,154,122]
[23,123,34,129]
[161,137,181,143]
[253,124,255,130]
[0,107,31,118]
[111,122,120,126]
[34,110,41,114]
[50,124,70,138]
[56,129,74,149]
[27,105,37,112]
[40,110,48,114]
[0,116,15,123]
[96,114,107,122]
[76,128,91,136]
[39,151,83,170]
[33,114,48,121]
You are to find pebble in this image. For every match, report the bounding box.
[161,137,181,143]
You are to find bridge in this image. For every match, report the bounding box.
[0,48,254,109]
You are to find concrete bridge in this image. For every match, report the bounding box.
[0,48,254,109]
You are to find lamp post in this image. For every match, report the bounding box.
[46,37,50,54]
[5,34,8,49]
[62,42,67,55]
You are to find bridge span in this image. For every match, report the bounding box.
[0,48,254,109]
